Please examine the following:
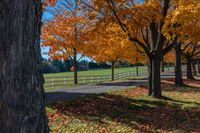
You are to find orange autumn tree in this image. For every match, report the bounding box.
[42,0,57,9]
[87,22,146,80]
[163,0,200,84]
[164,49,174,62]
[42,0,91,84]
[181,41,200,79]
[85,0,200,98]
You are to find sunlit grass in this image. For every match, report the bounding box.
[44,66,147,77]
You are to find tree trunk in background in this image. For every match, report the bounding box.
[192,62,197,76]
[148,59,152,96]
[151,57,162,98]
[111,61,115,81]
[161,57,164,72]
[0,0,49,132]
[136,57,139,76]
[174,43,183,86]
[187,61,194,79]
[198,60,200,74]
[73,49,78,84]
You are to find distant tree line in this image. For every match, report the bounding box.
[41,58,144,74]
[41,58,111,74]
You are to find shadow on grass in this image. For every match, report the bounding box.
[98,80,147,87]
[46,92,92,104]
[161,79,200,93]
[46,92,200,132]
[162,84,200,93]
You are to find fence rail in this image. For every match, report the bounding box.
[44,66,175,90]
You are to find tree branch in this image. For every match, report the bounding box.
[109,0,127,32]
[129,36,150,56]
[162,37,178,55]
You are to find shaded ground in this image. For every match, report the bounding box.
[46,79,200,133]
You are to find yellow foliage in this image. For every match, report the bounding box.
[86,22,146,63]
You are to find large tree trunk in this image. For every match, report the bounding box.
[111,61,115,81]
[148,59,152,96]
[0,0,49,132]
[192,62,197,76]
[174,43,183,86]
[151,57,161,98]
[73,49,78,84]
[187,61,194,79]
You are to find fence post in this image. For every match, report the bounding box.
[136,66,139,76]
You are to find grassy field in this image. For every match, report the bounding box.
[43,66,175,90]
[43,66,148,90]
[44,66,148,78]
[46,78,200,132]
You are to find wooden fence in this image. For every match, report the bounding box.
[44,66,175,90]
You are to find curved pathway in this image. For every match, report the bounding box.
[45,78,147,104]
[45,71,178,104]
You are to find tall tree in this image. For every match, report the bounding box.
[0,0,49,132]
[162,42,183,86]
[182,42,200,80]
[42,0,91,84]
[87,0,200,98]
[88,22,145,81]
[165,0,200,85]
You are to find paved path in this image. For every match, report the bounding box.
[45,78,148,104]
[45,72,178,104]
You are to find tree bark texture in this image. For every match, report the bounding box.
[174,43,183,86]
[187,61,194,79]
[73,49,78,84]
[0,0,49,132]
[151,57,161,98]
[192,62,197,76]
[148,59,152,96]
[111,61,115,81]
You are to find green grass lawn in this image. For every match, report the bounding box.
[43,66,174,90]
[46,79,200,132]
[43,66,148,90]
[43,66,175,90]
[44,66,148,78]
